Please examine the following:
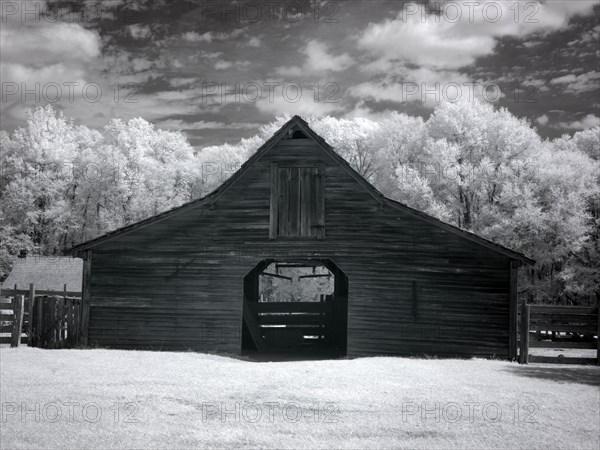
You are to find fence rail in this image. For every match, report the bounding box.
[519,304,599,365]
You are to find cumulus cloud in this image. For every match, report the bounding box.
[349,66,502,108]
[349,1,595,114]
[128,24,152,39]
[182,28,246,43]
[214,60,251,70]
[556,114,600,130]
[255,83,344,116]
[276,40,353,76]
[1,22,100,65]
[550,71,600,93]
[0,1,103,124]
[247,37,262,47]
[182,31,213,42]
[357,1,596,71]
[536,114,549,126]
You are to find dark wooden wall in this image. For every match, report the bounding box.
[87,138,512,358]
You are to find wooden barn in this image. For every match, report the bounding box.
[70,116,534,359]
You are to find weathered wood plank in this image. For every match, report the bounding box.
[528,355,597,365]
[11,292,24,347]
[253,302,332,313]
[529,305,597,315]
[529,340,597,349]
[529,323,596,333]
[0,289,81,297]
[80,250,92,346]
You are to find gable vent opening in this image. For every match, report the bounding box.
[287,129,308,139]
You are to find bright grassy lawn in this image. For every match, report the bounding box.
[0,348,598,449]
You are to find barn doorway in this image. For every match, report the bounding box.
[242,259,348,359]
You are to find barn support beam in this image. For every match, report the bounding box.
[79,250,92,346]
[509,260,520,361]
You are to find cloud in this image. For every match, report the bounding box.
[182,31,213,42]
[247,37,262,47]
[304,40,353,72]
[358,12,494,70]
[550,71,600,93]
[276,40,353,76]
[156,119,262,130]
[214,60,251,70]
[0,2,103,126]
[536,114,549,126]
[169,78,197,88]
[348,67,497,108]
[254,84,344,116]
[128,24,152,39]
[356,1,596,71]
[131,57,153,72]
[556,114,600,130]
[182,28,247,44]
[1,22,100,65]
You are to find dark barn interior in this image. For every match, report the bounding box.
[242,259,348,358]
[70,116,534,360]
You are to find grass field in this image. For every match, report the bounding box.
[1,348,598,449]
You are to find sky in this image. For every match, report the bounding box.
[1,0,599,149]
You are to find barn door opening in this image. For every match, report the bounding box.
[242,259,348,359]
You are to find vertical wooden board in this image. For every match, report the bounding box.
[76,301,81,344]
[81,250,92,346]
[509,261,518,361]
[301,168,314,236]
[39,297,45,348]
[69,301,76,346]
[28,284,35,347]
[60,284,67,346]
[57,300,63,348]
[597,307,599,365]
[278,168,290,236]
[289,167,300,235]
[519,300,529,364]
[50,297,57,348]
[316,165,325,239]
[300,168,308,236]
[310,167,318,237]
[36,294,43,348]
[269,163,278,239]
[11,294,24,348]
[71,301,77,346]
[411,281,418,320]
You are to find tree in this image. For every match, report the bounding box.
[0,106,204,277]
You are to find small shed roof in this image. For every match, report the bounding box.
[1,256,83,292]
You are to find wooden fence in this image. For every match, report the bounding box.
[519,303,599,365]
[0,284,82,348]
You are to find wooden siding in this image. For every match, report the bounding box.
[87,138,512,358]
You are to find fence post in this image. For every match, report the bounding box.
[61,284,67,347]
[519,302,530,364]
[10,285,24,347]
[27,285,35,346]
[596,304,600,366]
[29,284,36,347]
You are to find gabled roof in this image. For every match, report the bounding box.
[69,116,534,265]
[1,256,83,292]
